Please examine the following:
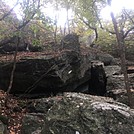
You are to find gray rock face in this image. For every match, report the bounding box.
[0,50,107,96]
[96,53,115,66]
[105,65,123,91]
[81,47,115,66]
[21,93,134,134]
[104,65,121,77]
[0,50,84,95]
[105,65,134,105]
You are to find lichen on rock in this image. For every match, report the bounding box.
[21,93,134,134]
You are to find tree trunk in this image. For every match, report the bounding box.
[110,11,133,108]
[6,37,20,94]
[54,20,57,44]
[66,7,70,34]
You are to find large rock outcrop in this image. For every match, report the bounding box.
[0,51,82,94]
[0,50,107,96]
[0,33,116,96]
[21,92,134,134]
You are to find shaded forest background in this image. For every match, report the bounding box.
[0,0,133,60]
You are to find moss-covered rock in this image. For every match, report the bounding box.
[21,93,134,134]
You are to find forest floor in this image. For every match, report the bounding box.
[0,90,28,134]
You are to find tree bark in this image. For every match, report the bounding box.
[66,7,70,34]
[6,37,20,94]
[109,10,133,108]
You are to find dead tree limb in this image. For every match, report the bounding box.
[6,36,20,94]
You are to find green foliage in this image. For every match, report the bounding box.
[95,28,116,52]
[0,0,134,51]
[0,0,55,47]
[32,39,40,46]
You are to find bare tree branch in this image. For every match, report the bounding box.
[123,9,134,24]
[0,12,36,47]
[94,9,115,34]
[17,12,36,30]
[79,17,98,41]
[17,0,40,30]
[0,0,19,21]
[98,19,116,34]
[0,0,41,47]
[124,26,134,38]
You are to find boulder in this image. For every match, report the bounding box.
[106,73,134,104]
[0,50,107,96]
[96,53,115,66]
[104,65,123,92]
[0,50,82,95]
[107,74,125,91]
[0,43,42,53]
[106,67,134,92]
[81,47,115,66]
[104,65,121,77]
[105,65,134,105]
[21,93,134,134]
[61,33,80,53]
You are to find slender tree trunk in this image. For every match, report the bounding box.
[110,11,133,108]
[54,24,57,44]
[60,26,63,36]
[63,22,66,36]
[66,7,70,34]
[6,37,20,94]
[53,15,58,44]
